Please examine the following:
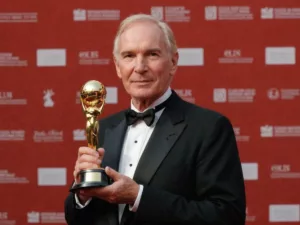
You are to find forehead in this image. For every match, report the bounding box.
[118,21,166,51]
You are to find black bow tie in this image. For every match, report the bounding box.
[125,95,171,126]
[125,108,155,126]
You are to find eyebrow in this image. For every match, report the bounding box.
[120,48,162,56]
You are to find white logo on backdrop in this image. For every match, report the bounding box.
[43,89,54,107]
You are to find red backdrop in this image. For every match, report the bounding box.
[1,0,300,224]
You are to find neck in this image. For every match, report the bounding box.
[131,87,171,112]
[131,97,157,112]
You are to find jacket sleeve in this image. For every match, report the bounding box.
[65,193,105,225]
[134,116,246,225]
[65,190,118,225]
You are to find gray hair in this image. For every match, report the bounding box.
[113,14,177,59]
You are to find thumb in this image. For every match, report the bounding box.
[105,166,121,181]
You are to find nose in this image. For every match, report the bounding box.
[134,56,148,74]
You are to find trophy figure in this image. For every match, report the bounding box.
[70,80,110,191]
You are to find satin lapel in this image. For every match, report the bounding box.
[102,118,127,173]
[133,107,187,185]
[102,119,127,225]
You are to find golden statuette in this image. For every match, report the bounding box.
[70,80,111,191]
[80,80,106,151]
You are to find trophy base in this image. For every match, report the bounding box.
[69,168,111,192]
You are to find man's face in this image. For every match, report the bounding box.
[114,21,178,101]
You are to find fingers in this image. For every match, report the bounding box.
[73,167,79,182]
[74,147,105,181]
[97,148,105,160]
[78,173,138,204]
[105,166,121,181]
[77,147,105,160]
[79,162,101,170]
[78,147,99,158]
[79,185,113,201]
[78,154,101,165]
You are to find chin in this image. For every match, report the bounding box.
[129,88,156,100]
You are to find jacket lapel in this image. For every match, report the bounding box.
[102,118,127,171]
[102,117,127,225]
[133,93,187,185]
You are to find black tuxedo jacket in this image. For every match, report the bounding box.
[65,91,246,225]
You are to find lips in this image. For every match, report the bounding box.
[132,80,152,83]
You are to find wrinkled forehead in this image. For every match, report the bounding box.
[118,21,167,52]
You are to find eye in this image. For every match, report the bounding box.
[122,52,135,59]
[124,54,134,58]
[149,52,159,57]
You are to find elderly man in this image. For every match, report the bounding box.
[64,13,246,225]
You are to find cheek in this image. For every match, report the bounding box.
[151,62,171,82]
[119,64,133,81]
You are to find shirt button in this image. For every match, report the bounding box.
[134,140,138,143]
[129,164,133,167]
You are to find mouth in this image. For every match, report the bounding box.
[131,80,152,83]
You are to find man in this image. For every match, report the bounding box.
[64,13,246,225]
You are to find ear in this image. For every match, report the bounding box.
[113,56,122,79]
[170,51,179,76]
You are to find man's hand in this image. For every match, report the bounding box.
[73,147,105,204]
[79,166,140,205]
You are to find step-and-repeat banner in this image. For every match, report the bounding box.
[1,1,300,224]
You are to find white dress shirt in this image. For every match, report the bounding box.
[75,87,172,222]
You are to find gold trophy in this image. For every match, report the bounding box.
[70,80,110,191]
